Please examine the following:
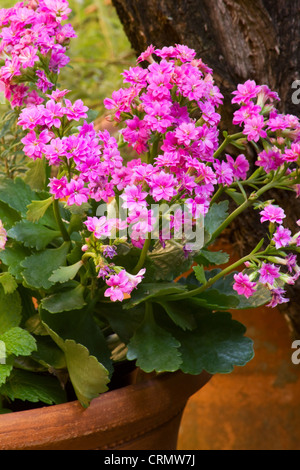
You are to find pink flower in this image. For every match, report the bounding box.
[233,272,257,299]
[42,0,72,22]
[43,99,64,128]
[259,263,280,285]
[49,176,68,199]
[122,66,148,88]
[47,88,70,102]
[17,105,44,130]
[65,179,89,206]
[36,70,54,93]
[18,46,39,69]
[121,184,148,211]
[174,122,199,146]
[0,57,21,81]
[260,205,286,225]
[267,288,289,308]
[233,102,262,126]
[64,98,89,121]
[232,80,261,104]
[226,154,249,181]
[84,216,111,239]
[104,268,146,302]
[243,114,267,142]
[149,171,177,202]
[213,161,234,186]
[256,147,284,173]
[121,116,150,155]
[21,129,52,160]
[273,226,292,249]
[283,143,300,163]
[137,45,156,63]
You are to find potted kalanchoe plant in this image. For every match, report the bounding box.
[0,0,300,450]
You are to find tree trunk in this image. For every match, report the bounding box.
[112,0,300,336]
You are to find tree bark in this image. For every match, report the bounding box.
[112,0,300,336]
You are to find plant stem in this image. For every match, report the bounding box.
[53,198,70,242]
[169,253,257,301]
[209,180,275,244]
[213,132,245,160]
[132,233,151,275]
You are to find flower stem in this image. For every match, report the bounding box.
[53,198,70,242]
[213,132,245,160]
[132,233,151,275]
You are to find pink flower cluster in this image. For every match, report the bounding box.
[0,0,76,107]
[232,80,300,171]
[233,205,300,307]
[1,0,300,308]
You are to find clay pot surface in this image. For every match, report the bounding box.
[0,370,211,450]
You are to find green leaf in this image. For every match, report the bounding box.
[41,284,86,313]
[86,109,99,123]
[62,340,109,408]
[40,319,110,408]
[26,197,53,223]
[49,260,84,284]
[7,220,61,251]
[21,242,71,290]
[155,300,197,331]
[40,307,113,376]
[0,177,36,216]
[225,188,246,206]
[174,312,254,375]
[0,272,18,294]
[193,265,206,285]
[0,364,13,387]
[127,309,182,373]
[0,286,22,335]
[23,158,46,191]
[0,243,31,281]
[204,201,229,241]
[0,327,37,357]
[124,282,187,309]
[30,335,67,370]
[0,369,67,405]
[0,201,21,230]
[98,302,145,344]
[194,249,230,267]
[148,241,193,281]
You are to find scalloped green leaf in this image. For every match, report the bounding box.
[41,284,86,313]
[124,282,187,310]
[194,249,230,267]
[175,312,254,375]
[21,242,71,290]
[49,260,84,284]
[0,177,36,216]
[8,220,61,251]
[0,327,37,358]
[0,286,22,335]
[0,243,31,281]
[41,322,110,408]
[0,272,18,294]
[0,369,67,405]
[127,310,182,373]
[26,197,53,223]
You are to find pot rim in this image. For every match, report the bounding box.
[0,370,212,450]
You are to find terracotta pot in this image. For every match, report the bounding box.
[0,370,211,450]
